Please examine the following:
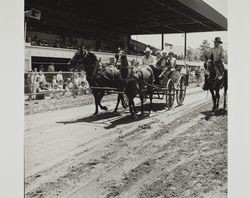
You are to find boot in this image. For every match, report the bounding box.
[202,75,209,90]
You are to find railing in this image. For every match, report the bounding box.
[24,70,204,101]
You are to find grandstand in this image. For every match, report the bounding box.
[24,0,227,72]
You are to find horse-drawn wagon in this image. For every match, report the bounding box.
[68,49,187,116]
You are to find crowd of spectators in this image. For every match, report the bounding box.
[26,34,144,56]
[25,67,89,100]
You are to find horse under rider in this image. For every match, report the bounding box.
[202,37,225,90]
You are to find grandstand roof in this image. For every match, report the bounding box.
[25,0,227,35]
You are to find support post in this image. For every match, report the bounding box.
[161,33,164,50]
[184,33,187,58]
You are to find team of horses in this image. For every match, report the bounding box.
[68,48,227,117]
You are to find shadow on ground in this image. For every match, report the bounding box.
[201,108,227,121]
[57,102,168,129]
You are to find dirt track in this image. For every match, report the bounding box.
[24,87,227,198]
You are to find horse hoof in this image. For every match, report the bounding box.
[102,106,108,111]
[132,114,138,119]
[93,112,98,116]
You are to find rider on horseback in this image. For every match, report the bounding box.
[202,37,226,90]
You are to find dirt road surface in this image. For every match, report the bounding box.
[25,87,227,198]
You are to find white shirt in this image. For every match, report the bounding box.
[56,73,63,81]
[141,55,155,65]
[211,45,224,62]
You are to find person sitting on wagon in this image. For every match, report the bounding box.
[155,50,162,64]
[157,50,175,81]
[142,47,155,66]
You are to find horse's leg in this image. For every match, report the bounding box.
[131,99,138,119]
[114,94,121,112]
[92,91,99,115]
[215,88,220,110]
[224,86,227,110]
[98,91,108,111]
[121,94,128,109]
[139,93,144,115]
[128,98,134,116]
[210,89,216,111]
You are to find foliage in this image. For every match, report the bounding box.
[199,39,211,61]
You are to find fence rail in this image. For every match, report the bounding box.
[24,71,204,101]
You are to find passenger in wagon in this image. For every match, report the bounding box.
[141,47,155,66]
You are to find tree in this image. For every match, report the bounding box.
[199,39,211,61]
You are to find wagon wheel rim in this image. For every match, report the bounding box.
[166,79,175,109]
[176,75,187,105]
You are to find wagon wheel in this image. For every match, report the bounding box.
[176,75,187,106]
[165,79,175,109]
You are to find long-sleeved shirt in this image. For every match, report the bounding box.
[211,45,224,62]
[141,55,155,65]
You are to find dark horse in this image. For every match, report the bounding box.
[68,48,127,115]
[205,54,228,111]
[124,65,154,118]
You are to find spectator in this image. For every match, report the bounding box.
[51,75,57,89]
[33,76,40,100]
[38,71,46,89]
[26,70,34,100]
[48,63,55,72]
[56,71,64,84]
[40,65,45,72]
[64,78,74,91]
[73,72,80,87]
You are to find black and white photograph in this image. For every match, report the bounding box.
[23,0,229,197]
[2,0,250,198]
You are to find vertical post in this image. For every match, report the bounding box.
[184,32,187,58]
[24,17,27,42]
[72,71,75,97]
[161,33,164,50]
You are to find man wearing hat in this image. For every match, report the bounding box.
[202,37,225,90]
[155,50,162,64]
[142,47,155,66]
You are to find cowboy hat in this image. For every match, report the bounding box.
[144,47,152,53]
[214,37,223,44]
